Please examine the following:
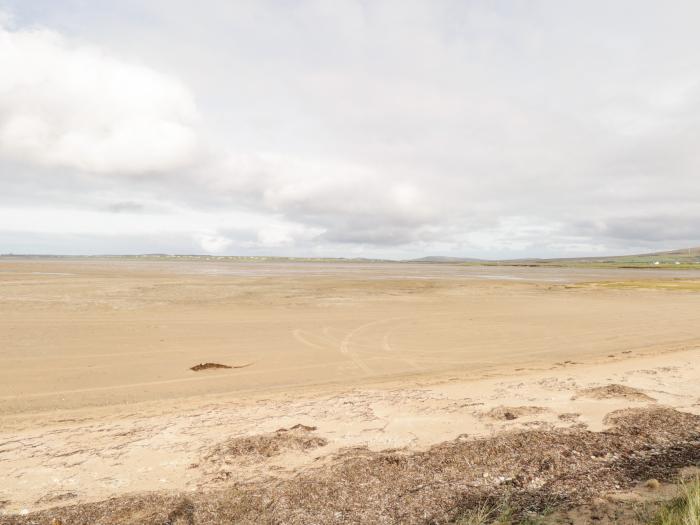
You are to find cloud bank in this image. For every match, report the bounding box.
[0,15,199,174]
[1,1,700,257]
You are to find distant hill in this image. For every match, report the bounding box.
[481,246,700,269]
[3,247,700,268]
[404,247,700,269]
[653,246,700,257]
[409,256,485,263]
[0,254,395,263]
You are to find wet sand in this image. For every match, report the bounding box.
[1,258,699,516]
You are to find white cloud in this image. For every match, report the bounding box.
[209,153,439,234]
[0,16,199,174]
[197,232,232,253]
[256,222,323,248]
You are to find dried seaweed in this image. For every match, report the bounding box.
[4,407,699,525]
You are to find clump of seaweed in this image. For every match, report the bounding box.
[574,383,655,401]
[190,363,232,371]
[485,406,548,421]
[190,362,253,372]
[203,424,328,465]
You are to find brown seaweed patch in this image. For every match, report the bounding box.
[35,492,78,505]
[558,412,581,422]
[190,362,252,372]
[574,383,655,402]
[485,406,548,421]
[203,425,328,465]
[9,407,700,525]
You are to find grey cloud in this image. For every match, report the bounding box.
[2,1,700,257]
[593,215,700,244]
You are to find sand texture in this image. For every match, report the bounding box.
[1,258,699,521]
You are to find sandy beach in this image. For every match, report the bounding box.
[1,258,700,522]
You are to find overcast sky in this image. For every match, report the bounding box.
[1,1,699,259]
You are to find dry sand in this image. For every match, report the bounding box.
[1,258,699,520]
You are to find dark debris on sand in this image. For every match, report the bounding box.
[573,383,655,402]
[189,363,232,371]
[3,407,700,525]
[203,424,328,467]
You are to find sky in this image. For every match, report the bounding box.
[1,1,700,259]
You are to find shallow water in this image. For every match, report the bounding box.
[3,257,695,284]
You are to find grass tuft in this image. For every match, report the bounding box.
[651,477,700,525]
[454,503,498,525]
[453,501,549,525]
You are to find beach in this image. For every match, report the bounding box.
[1,258,699,522]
